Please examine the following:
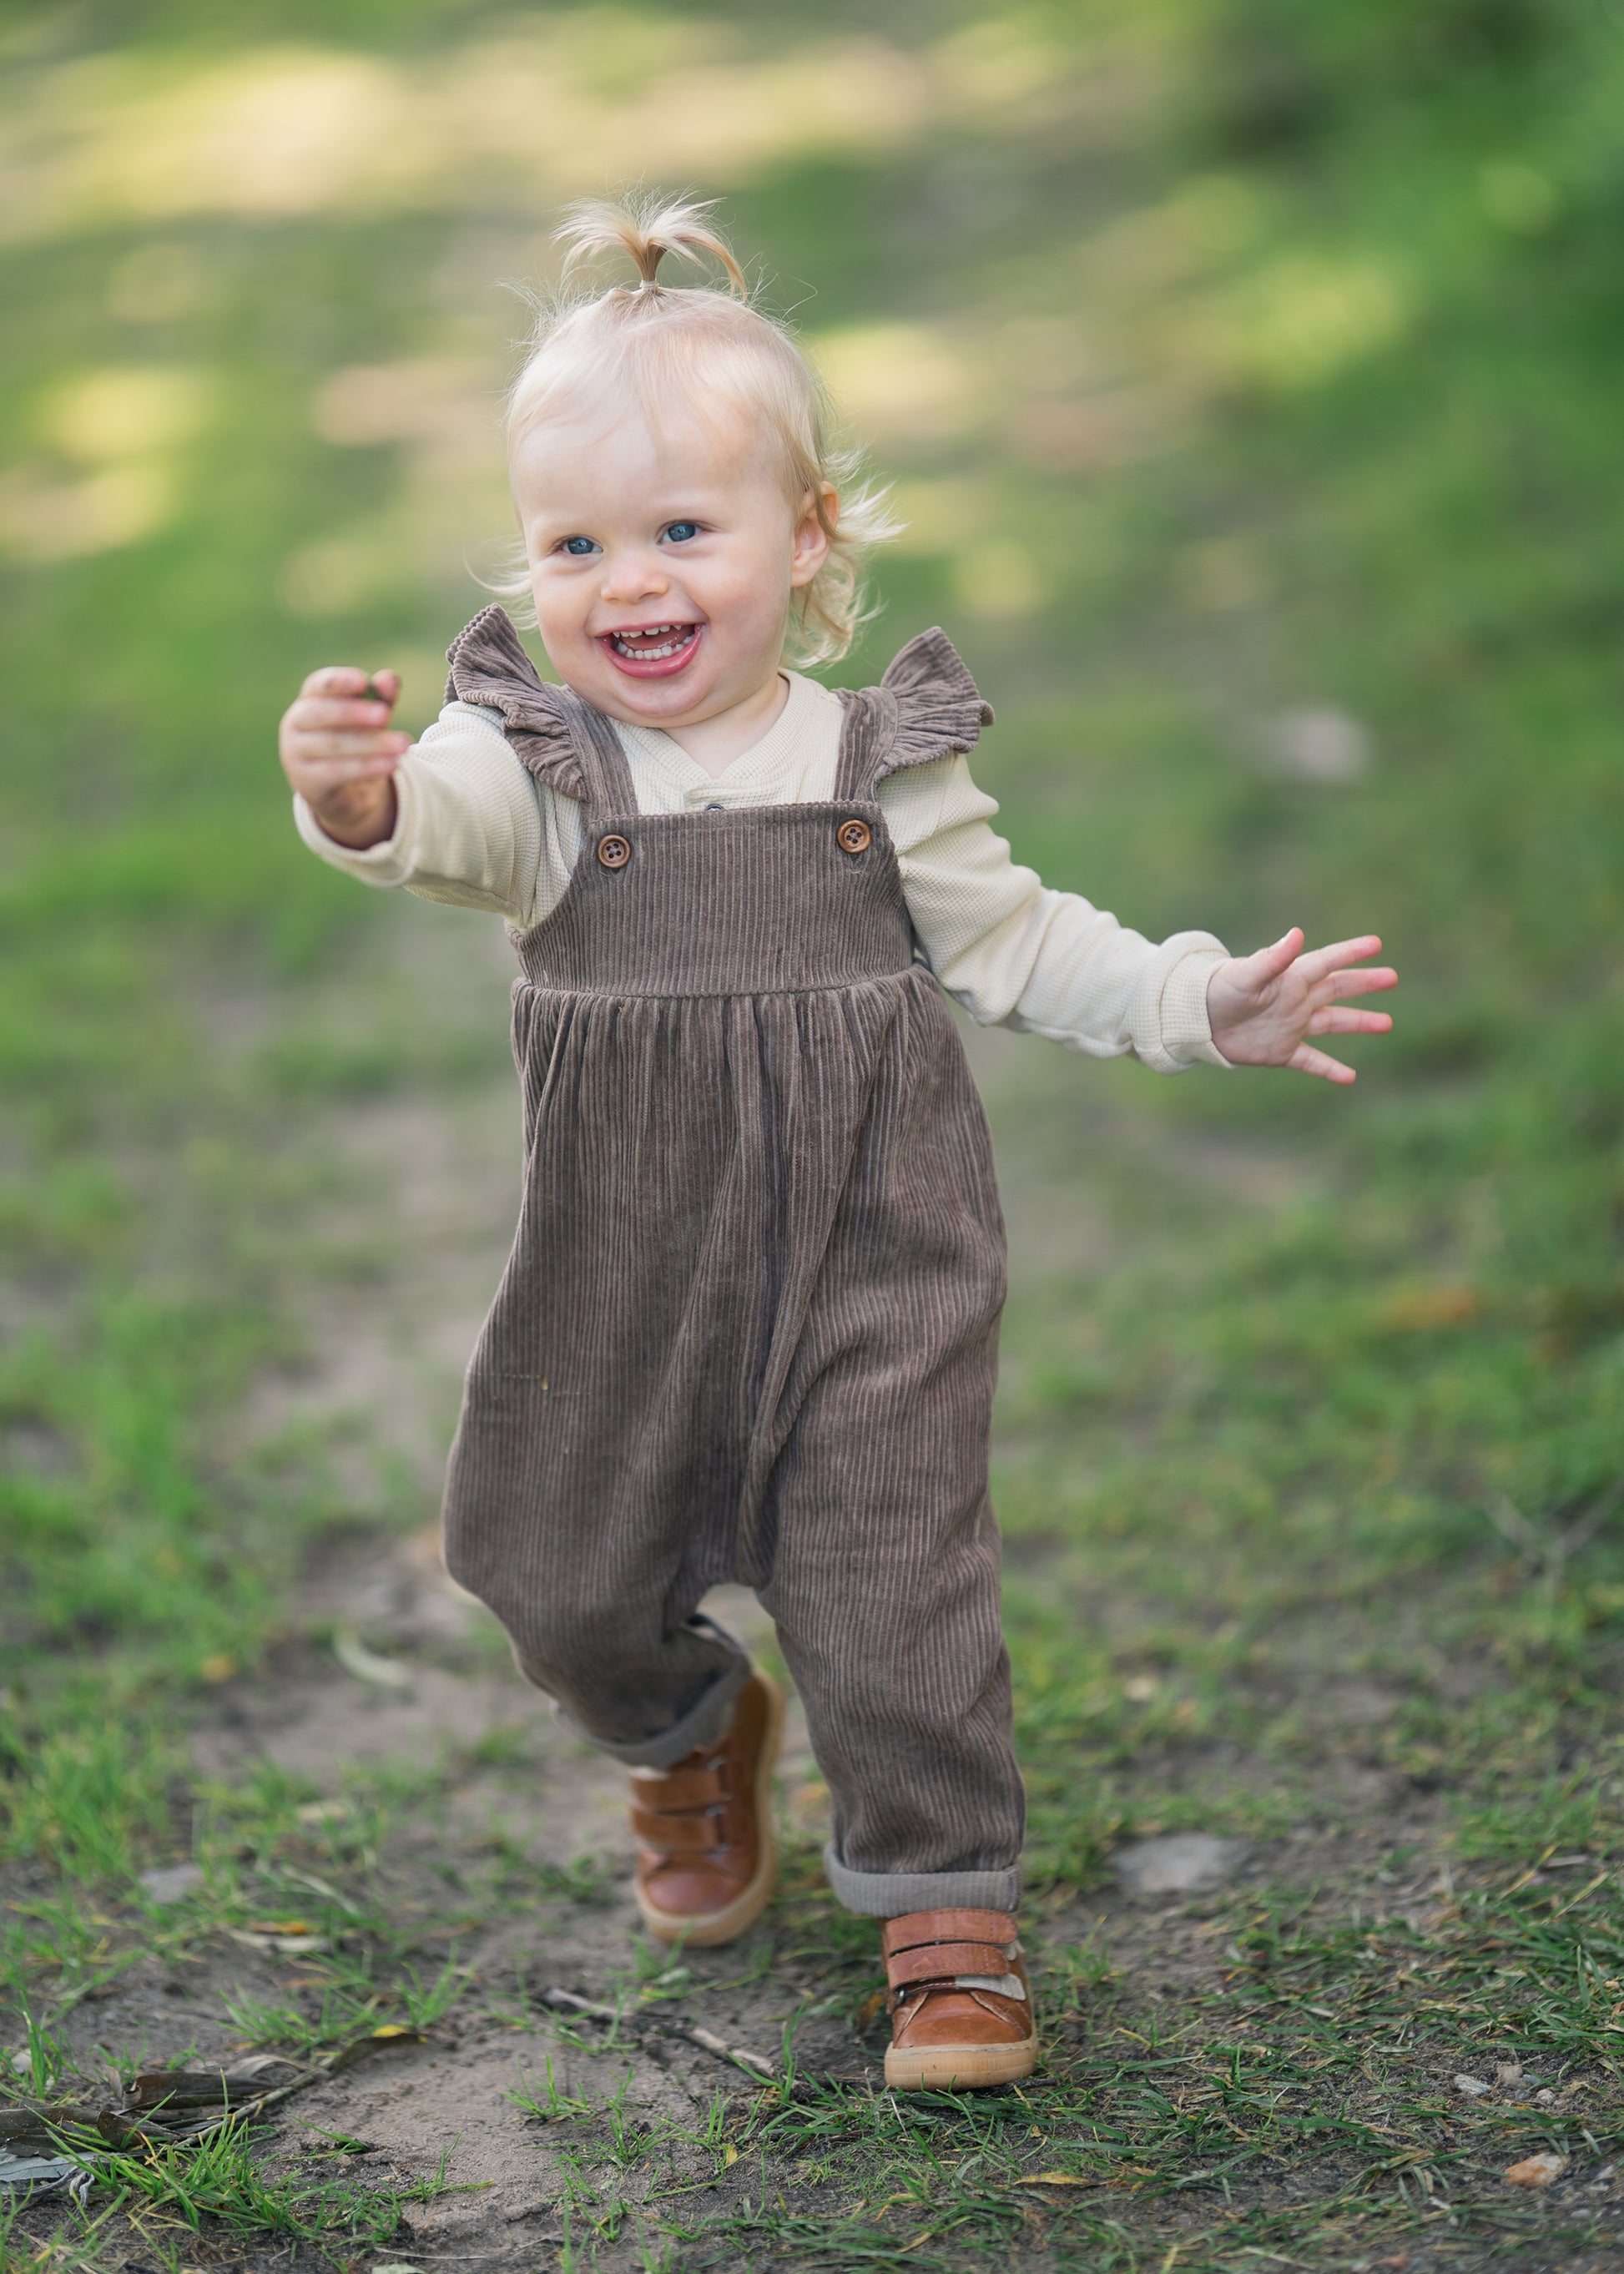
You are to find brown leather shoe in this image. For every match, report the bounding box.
[630,1670,784,1947]
[882,1908,1039,2090]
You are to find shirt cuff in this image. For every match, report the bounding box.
[292,771,416,888]
[1158,943,1233,1069]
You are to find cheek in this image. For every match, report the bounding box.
[530,569,591,637]
[708,544,795,623]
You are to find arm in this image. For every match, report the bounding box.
[882,757,1229,1073]
[279,667,573,925]
[883,757,1395,1081]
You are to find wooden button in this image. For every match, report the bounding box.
[836,818,872,855]
[596,834,632,870]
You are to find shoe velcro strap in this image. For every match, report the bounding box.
[885,1940,1011,1989]
[631,1762,727,1809]
[629,1805,725,1849]
[882,1908,1016,1958]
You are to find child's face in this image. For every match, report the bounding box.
[512,390,830,729]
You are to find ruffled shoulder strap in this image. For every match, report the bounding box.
[834,628,994,800]
[443,603,632,806]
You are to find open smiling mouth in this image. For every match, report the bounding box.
[599,622,704,677]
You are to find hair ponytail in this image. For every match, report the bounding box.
[553,194,747,299]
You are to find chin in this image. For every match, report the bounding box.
[598,664,721,725]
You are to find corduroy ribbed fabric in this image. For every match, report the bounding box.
[439,610,1025,1904]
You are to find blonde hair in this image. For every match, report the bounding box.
[499,195,899,668]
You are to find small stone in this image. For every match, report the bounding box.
[1258,706,1373,784]
[1504,2151,1567,2188]
[1535,2088,1556,2106]
[1455,2074,1492,2097]
[138,1862,204,1904]
[1112,1835,1252,1895]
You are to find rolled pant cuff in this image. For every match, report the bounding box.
[823,1848,1021,1918]
[555,1621,751,1769]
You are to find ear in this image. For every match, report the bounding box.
[789,483,836,589]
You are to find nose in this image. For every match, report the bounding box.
[598,546,668,606]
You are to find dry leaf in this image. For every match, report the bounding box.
[325,2027,426,2077]
[1381,1286,1479,1331]
[126,2058,302,2110]
[1019,2172,1092,2186]
[723,2144,739,2166]
[0,2147,92,2202]
[295,1799,348,1826]
[198,1653,235,1683]
[1505,2151,1567,2188]
[333,1628,413,1689]
[225,1929,331,1955]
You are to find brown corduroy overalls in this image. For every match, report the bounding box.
[439,605,1024,1916]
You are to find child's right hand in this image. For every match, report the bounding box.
[278,665,409,849]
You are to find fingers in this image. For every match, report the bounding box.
[297,748,405,782]
[1293,933,1384,984]
[1253,926,1304,980]
[290,719,406,755]
[1307,1006,1394,1037]
[1325,964,1397,1000]
[281,683,409,788]
[300,664,397,701]
[1290,1041,1357,1084]
[289,693,402,733]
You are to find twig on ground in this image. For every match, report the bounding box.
[533,1984,777,2078]
[531,1984,845,2093]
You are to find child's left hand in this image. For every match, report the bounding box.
[1206,930,1396,1085]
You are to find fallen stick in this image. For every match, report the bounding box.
[533,1985,779,2082]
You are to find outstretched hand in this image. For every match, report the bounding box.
[278,665,407,849]
[1206,930,1396,1085]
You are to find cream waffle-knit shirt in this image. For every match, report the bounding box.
[295,668,1230,1074]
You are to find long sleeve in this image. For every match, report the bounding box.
[292,688,1230,1071]
[880,755,1229,1074]
[292,700,579,925]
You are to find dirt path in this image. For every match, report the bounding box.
[40,898,1594,2273]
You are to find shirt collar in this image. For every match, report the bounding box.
[612,671,828,793]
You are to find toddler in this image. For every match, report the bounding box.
[279,199,1395,2092]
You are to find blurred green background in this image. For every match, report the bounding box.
[3,0,1623,1873]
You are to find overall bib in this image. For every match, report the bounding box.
[440,606,1025,1914]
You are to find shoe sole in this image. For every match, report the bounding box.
[884,2031,1040,2091]
[636,1671,785,1949]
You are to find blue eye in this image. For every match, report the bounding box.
[560,536,598,557]
[662,521,700,543]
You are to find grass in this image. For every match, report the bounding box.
[4,0,1624,2264]
[0,2121,479,2265]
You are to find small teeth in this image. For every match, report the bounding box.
[610,624,696,660]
